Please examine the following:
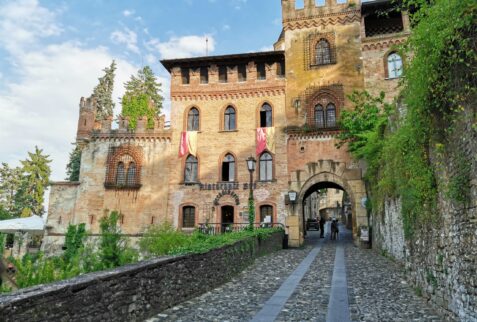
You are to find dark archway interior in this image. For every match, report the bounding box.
[302,181,352,237]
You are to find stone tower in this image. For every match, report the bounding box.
[279,0,364,126]
[76,96,96,142]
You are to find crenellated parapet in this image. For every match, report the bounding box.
[76,96,172,143]
[90,114,172,143]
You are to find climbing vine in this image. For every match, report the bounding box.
[338,0,476,239]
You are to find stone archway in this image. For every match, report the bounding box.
[286,160,367,246]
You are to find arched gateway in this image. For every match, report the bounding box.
[286,160,367,247]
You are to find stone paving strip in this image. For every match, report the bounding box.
[145,243,314,322]
[275,236,335,322]
[326,244,351,322]
[345,242,449,322]
[250,238,323,322]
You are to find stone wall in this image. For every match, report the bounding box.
[0,232,284,322]
[373,105,477,320]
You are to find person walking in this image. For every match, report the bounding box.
[319,215,325,238]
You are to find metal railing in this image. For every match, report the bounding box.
[197,222,284,235]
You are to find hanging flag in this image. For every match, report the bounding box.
[266,127,275,154]
[187,131,198,157]
[256,128,267,155]
[256,127,275,155]
[179,132,189,157]
[179,131,198,157]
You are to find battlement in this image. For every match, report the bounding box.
[281,0,359,23]
[79,96,97,111]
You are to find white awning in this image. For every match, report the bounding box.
[0,215,45,234]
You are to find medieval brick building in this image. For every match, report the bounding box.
[43,0,409,250]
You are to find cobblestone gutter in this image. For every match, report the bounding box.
[0,232,284,322]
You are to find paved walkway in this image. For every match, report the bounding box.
[146,224,447,322]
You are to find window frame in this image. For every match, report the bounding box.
[326,103,336,128]
[184,154,199,184]
[256,62,266,80]
[314,104,325,128]
[126,162,136,186]
[259,205,274,223]
[259,152,273,182]
[259,103,273,128]
[200,66,209,84]
[116,162,125,186]
[218,65,228,83]
[224,106,236,131]
[386,52,403,79]
[220,153,236,182]
[315,39,332,66]
[181,68,190,85]
[182,206,196,228]
[238,64,247,82]
[187,107,200,131]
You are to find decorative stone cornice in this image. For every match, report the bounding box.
[91,131,172,143]
[361,33,410,51]
[287,129,341,140]
[284,10,361,30]
[171,87,285,101]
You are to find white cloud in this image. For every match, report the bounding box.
[122,9,134,17]
[147,35,215,59]
[0,1,138,185]
[0,0,62,53]
[110,28,139,54]
[222,24,230,31]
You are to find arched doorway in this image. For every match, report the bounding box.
[221,205,234,232]
[286,160,367,246]
[301,181,352,238]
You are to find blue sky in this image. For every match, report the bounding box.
[0,0,283,183]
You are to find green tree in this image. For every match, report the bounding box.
[0,163,23,217]
[65,145,82,181]
[63,223,87,263]
[121,66,163,129]
[93,60,116,120]
[19,146,51,216]
[336,91,393,160]
[98,211,137,268]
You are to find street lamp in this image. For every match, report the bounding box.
[288,190,297,214]
[246,156,256,230]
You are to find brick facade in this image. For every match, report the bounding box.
[45,0,407,249]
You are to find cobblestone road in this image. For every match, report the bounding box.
[147,224,448,322]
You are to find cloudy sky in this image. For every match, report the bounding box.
[0,0,282,184]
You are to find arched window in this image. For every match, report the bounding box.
[184,155,198,183]
[221,154,235,182]
[224,106,236,131]
[326,103,336,127]
[187,107,199,131]
[260,205,273,223]
[259,152,273,181]
[387,52,403,79]
[182,206,195,228]
[116,162,125,186]
[260,104,272,127]
[126,162,136,186]
[315,104,325,128]
[316,39,331,65]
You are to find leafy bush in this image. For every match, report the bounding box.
[98,211,138,268]
[139,222,189,257]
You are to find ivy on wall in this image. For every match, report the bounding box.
[338,0,476,239]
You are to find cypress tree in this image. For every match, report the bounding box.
[65,145,82,181]
[93,60,117,120]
